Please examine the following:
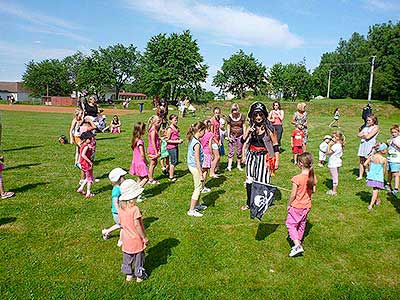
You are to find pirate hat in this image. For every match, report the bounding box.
[248,102,268,120]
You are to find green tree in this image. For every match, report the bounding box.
[141,30,208,101]
[63,51,85,95]
[213,50,266,99]
[22,59,73,98]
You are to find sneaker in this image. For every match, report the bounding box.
[384,184,391,191]
[117,239,123,247]
[94,178,100,183]
[148,180,160,185]
[289,245,304,257]
[187,210,203,217]
[210,174,220,178]
[195,204,208,211]
[126,275,133,282]
[237,166,243,171]
[1,191,14,199]
[162,168,169,176]
[101,229,109,240]
[226,166,232,171]
[137,195,146,203]
[201,187,211,193]
[326,190,337,196]
[391,190,398,198]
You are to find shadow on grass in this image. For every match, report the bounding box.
[94,157,115,165]
[6,163,41,170]
[174,169,190,178]
[255,223,279,241]
[356,191,371,204]
[143,217,159,229]
[286,221,313,248]
[275,188,282,201]
[145,238,180,276]
[94,184,113,195]
[387,194,400,214]
[145,182,171,197]
[323,179,333,190]
[95,172,110,180]
[96,136,119,141]
[3,145,43,152]
[202,190,226,207]
[206,176,226,189]
[12,182,48,193]
[351,168,359,177]
[0,217,16,226]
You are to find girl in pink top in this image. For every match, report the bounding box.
[166,114,183,181]
[147,115,161,184]
[118,179,148,283]
[285,152,317,257]
[130,122,149,187]
[268,101,284,148]
[199,120,214,193]
[210,107,221,178]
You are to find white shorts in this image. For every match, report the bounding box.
[211,143,219,151]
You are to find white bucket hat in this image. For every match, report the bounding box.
[108,167,127,182]
[119,179,144,201]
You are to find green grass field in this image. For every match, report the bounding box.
[1,99,400,299]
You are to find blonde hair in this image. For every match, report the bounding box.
[297,102,306,112]
[187,121,206,141]
[332,130,345,148]
[119,199,137,210]
[148,115,160,130]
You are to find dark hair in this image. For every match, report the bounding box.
[297,152,316,192]
[169,114,178,121]
[333,107,339,114]
[131,122,146,150]
[213,107,220,113]
[367,114,378,125]
[187,121,206,141]
[272,101,281,110]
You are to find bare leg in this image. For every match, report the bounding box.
[210,149,220,176]
[138,176,148,187]
[169,165,176,179]
[148,159,157,181]
[368,188,379,210]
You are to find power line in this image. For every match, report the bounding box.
[321,62,370,66]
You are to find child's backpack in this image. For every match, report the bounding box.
[58,135,68,144]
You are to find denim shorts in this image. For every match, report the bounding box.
[168,147,178,166]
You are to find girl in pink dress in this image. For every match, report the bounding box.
[147,115,162,184]
[130,122,149,187]
[199,120,214,193]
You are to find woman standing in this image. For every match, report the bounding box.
[268,101,284,149]
[227,103,246,171]
[291,102,308,151]
[356,114,379,180]
[241,102,279,211]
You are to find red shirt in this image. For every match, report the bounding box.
[210,117,220,143]
[79,143,93,171]
[291,129,304,147]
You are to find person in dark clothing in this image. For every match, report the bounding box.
[360,103,372,131]
[81,96,99,118]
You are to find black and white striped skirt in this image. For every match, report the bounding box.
[245,150,270,184]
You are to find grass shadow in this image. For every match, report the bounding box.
[255,223,279,241]
[3,145,43,152]
[351,168,359,176]
[174,169,190,178]
[202,190,226,207]
[6,163,41,170]
[145,238,180,276]
[323,179,333,190]
[12,182,49,193]
[387,194,400,214]
[95,172,110,180]
[275,188,282,201]
[206,176,227,189]
[145,182,171,197]
[94,184,113,195]
[96,136,119,141]
[356,191,371,204]
[94,157,115,165]
[143,217,159,229]
[0,217,16,226]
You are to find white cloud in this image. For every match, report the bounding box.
[0,0,90,43]
[124,0,303,48]
[366,0,400,10]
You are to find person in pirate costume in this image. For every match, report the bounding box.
[241,102,280,211]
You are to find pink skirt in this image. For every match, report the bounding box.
[202,153,212,169]
[130,158,149,177]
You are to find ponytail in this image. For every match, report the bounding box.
[307,167,315,192]
[297,152,316,192]
[187,121,206,141]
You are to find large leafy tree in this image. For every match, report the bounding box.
[141,30,208,101]
[22,59,73,97]
[213,50,266,99]
[63,51,85,94]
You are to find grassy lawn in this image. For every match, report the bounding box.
[1,99,399,299]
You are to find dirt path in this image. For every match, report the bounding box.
[0,104,151,115]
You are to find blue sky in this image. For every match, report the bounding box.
[0,0,399,91]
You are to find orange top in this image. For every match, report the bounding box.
[118,205,146,254]
[291,173,316,208]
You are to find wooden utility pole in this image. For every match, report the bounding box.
[326,69,332,99]
[368,56,376,105]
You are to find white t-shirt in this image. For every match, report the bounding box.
[319,141,329,161]
[328,143,343,168]
[388,136,400,163]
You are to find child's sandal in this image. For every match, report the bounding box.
[85,193,95,198]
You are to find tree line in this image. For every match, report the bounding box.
[22,21,400,104]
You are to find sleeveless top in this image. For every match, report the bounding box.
[270,110,283,125]
[249,129,274,156]
[166,126,179,150]
[357,125,378,158]
[367,161,384,182]
[227,113,245,137]
[84,102,98,118]
[187,137,204,167]
[293,111,307,127]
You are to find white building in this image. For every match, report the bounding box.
[0,82,31,102]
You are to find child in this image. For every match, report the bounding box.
[147,115,161,184]
[329,108,340,128]
[166,114,183,181]
[130,122,149,188]
[0,156,14,199]
[103,115,121,134]
[210,107,221,178]
[318,135,332,167]
[187,121,207,217]
[76,131,95,198]
[160,129,170,176]
[286,152,317,257]
[291,123,305,164]
[326,131,345,196]
[102,168,127,246]
[219,118,227,157]
[199,120,213,193]
[364,143,388,210]
[118,179,149,283]
[387,125,400,197]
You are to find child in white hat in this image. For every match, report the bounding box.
[118,179,149,282]
[318,135,332,167]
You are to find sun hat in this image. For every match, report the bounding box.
[323,135,332,140]
[119,179,144,201]
[377,143,387,152]
[108,167,127,182]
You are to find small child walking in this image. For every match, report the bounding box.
[118,179,149,283]
[387,125,400,197]
[199,120,214,193]
[286,152,317,257]
[0,156,15,199]
[130,122,149,188]
[102,168,127,246]
[318,135,332,167]
[187,122,207,217]
[291,123,305,163]
[365,143,388,210]
[76,131,95,198]
[166,114,183,181]
[160,129,170,176]
[329,108,340,128]
[326,131,345,196]
[147,116,161,184]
